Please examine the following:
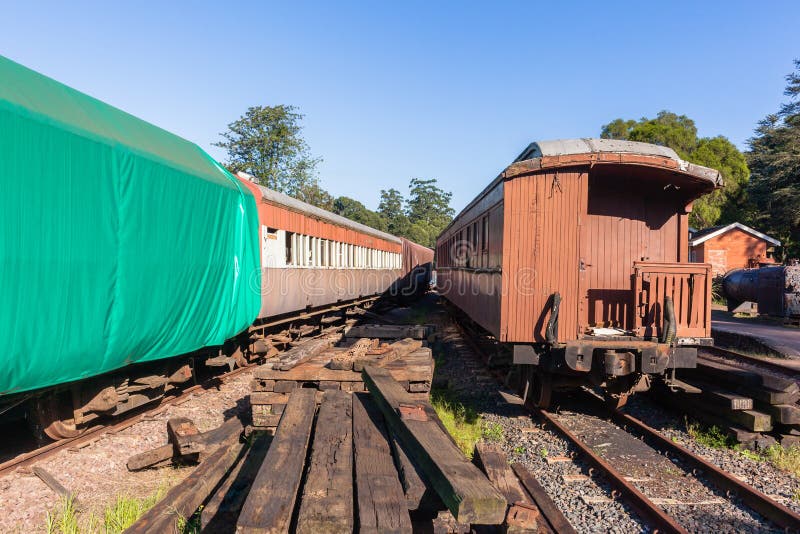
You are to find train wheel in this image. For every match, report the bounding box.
[524,369,553,410]
[29,396,83,441]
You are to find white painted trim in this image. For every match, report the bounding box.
[689,222,781,247]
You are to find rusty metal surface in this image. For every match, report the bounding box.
[612,410,800,532]
[537,408,689,534]
[724,265,800,318]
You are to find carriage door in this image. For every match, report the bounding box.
[578,174,647,335]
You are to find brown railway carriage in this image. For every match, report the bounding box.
[436,139,721,406]
[238,173,431,318]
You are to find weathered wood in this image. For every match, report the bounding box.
[694,358,799,393]
[167,417,203,455]
[511,463,576,534]
[250,392,290,405]
[354,338,424,371]
[353,392,412,534]
[388,429,442,512]
[296,391,354,533]
[762,404,800,425]
[237,388,317,533]
[125,441,245,534]
[330,338,374,370]
[676,380,754,410]
[126,417,244,471]
[473,443,530,506]
[345,324,430,340]
[253,335,341,374]
[202,433,272,532]
[32,467,78,504]
[362,366,507,524]
[474,443,540,533]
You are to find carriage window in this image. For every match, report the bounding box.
[285,232,294,265]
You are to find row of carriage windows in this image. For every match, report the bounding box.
[268,228,401,269]
[437,214,490,269]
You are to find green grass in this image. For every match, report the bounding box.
[430,388,484,458]
[685,418,800,479]
[44,486,170,534]
[482,422,505,442]
[685,419,737,449]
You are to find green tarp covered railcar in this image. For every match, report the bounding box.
[0,55,261,395]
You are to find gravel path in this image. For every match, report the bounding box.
[0,368,254,533]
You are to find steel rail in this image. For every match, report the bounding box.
[0,363,255,477]
[611,409,800,531]
[535,407,689,534]
[700,346,800,380]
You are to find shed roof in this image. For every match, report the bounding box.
[689,222,781,247]
[238,172,401,244]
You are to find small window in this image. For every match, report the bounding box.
[286,232,294,265]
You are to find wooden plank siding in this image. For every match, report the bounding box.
[436,157,713,345]
[239,178,401,253]
[501,169,585,343]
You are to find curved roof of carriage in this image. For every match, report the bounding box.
[439,138,723,239]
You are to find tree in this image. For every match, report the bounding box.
[332,196,387,232]
[747,59,800,258]
[378,188,411,236]
[215,105,327,206]
[405,178,455,247]
[601,111,749,228]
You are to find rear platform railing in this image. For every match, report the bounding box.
[633,262,712,339]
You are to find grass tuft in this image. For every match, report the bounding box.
[430,388,483,458]
[43,486,167,534]
[685,418,737,449]
[763,444,800,478]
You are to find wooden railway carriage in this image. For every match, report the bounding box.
[436,139,721,407]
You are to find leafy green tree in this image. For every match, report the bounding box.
[378,188,411,236]
[747,60,800,258]
[601,111,749,228]
[332,196,387,232]
[216,105,327,206]
[405,178,455,247]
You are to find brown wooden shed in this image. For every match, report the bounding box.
[689,223,780,277]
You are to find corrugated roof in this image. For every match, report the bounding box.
[239,173,401,244]
[514,138,681,163]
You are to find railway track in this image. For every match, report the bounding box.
[451,316,800,533]
[0,363,255,478]
[700,345,800,380]
[0,296,395,479]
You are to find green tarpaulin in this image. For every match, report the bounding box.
[0,55,261,395]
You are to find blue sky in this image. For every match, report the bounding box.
[1,1,798,212]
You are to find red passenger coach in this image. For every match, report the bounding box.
[436,139,721,408]
[237,173,430,319]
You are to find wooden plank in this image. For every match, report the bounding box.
[473,442,529,505]
[125,440,245,533]
[694,358,798,393]
[126,417,244,471]
[762,404,800,425]
[345,324,430,340]
[676,380,754,410]
[330,338,374,370]
[353,392,413,534]
[388,429,440,512]
[354,338,423,371]
[296,391,354,534]
[362,366,507,524]
[32,467,78,504]
[512,463,576,534]
[201,433,272,532]
[237,388,317,533]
